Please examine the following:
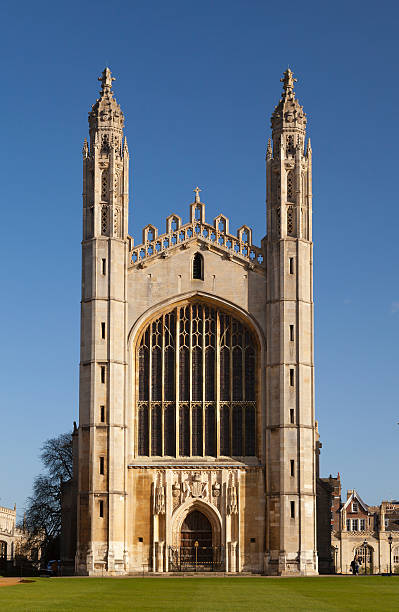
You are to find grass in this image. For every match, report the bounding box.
[0,576,398,611]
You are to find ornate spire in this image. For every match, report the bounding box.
[271,68,306,135]
[88,67,124,153]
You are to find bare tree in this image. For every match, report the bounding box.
[24,431,73,560]
[40,432,73,482]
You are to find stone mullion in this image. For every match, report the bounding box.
[229,316,233,456]
[202,307,206,456]
[216,312,221,457]
[189,305,193,456]
[161,314,165,457]
[175,308,180,457]
[148,321,152,456]
[242,346,246,455]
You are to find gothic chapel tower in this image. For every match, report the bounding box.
[75,68,317,575]
[265,69,316,574]
[77,68,129,574]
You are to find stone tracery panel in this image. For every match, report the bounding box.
[129,203,265,269]
[136,302,258,458]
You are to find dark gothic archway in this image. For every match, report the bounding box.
[179,510,215,569]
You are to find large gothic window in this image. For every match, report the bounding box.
[136,302,257,458]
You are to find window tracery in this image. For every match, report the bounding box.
[287,206,295,236]
[101,205,108,235]
[136,302,257,458]
[101,170,108,201]
[287,171,294,202]
[286,135,295,156]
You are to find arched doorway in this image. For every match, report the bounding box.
[180,510,213,569]
[354,545,374,574]
[181,510,212,549]
[170,509,222,571]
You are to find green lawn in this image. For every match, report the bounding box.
[0,576,398,611]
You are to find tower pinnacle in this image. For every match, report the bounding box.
[271,68,306,135]
[88,67,124,152]
[281,68,297,98]
[98,67,115,97]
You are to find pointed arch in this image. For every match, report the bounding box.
[130,294,264,461]
[192,252,204,280]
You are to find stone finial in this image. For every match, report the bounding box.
[99,67,115,97]
[306,138,312,157]
[194,186,201,203]
[82,138,89,158]
[123,137,129,157]
[281,68,297,97]
[266,138,273,160]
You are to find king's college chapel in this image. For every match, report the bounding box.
[73,67,317,575]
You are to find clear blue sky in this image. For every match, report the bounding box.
[1,0,398,517]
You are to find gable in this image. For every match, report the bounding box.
[342,490,369,514]
[128,200,265,276]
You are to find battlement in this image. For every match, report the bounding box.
[0,505,16,516]
[129,197,264,271]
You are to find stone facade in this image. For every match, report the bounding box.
[75,67,318,575]
[0,505,40,565]
[332,491,399,574]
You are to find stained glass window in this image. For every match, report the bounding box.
[136,302,257,457]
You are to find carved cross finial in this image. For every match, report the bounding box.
[281,68,297,96]
[194,186,201,203]
[99,67,115,96]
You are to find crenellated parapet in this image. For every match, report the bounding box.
[129,192,265,271]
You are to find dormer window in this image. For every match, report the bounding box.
[193,253,204,280]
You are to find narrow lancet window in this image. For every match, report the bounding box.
[193,253,204,280]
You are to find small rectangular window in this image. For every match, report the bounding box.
[290,369,294,387]
[352,519,358,531]
[101,366,105,384]
[99,456,104,475]
[360,519,365,531]
[290,460,294,477]
[289,257,294,274]
[99,500,104,518]
[290,501,295,518]
[100,405,105,423]
[289,325,294,341]
[290,409,295,424]
[101,259,106,275]
[352,502,358,512]
[346,519,351,531]
[101,322,106,339]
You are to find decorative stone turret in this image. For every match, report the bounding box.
[77,68,129,575]
[265,69,317,575]
[83,67,129,241]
